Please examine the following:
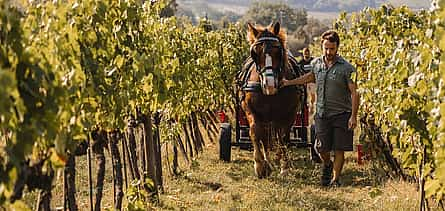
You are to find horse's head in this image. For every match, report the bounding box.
[247,22,288,96]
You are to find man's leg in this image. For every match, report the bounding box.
[330,113,353,186]
[332,150,344,182]
[314,117,331,164]
[315,117,334,186]
[310,124,322,163]
[319,151,332,186]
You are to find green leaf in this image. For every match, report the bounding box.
[8,200,31,211]
[425,179,442,198]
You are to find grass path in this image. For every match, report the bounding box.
[156,143,419,210]
[21,141,419,210]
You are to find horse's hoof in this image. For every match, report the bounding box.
[255,170,263,178]
[254,162,263,178]
[264,159,274,170]
[280,169,289,176]
[265,160,275,171]
[264,161,272,177]
[255,170,266,179]
[255,161,271,178]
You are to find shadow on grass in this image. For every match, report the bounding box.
[230,158,252,165]
[341,165,389,187]
[182,174,223,191]
[226,146,389,189]
[303,192,360,210]
[225,158,253,182]
[265,147,391,188]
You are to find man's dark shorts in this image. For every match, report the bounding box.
[315,112,353,152]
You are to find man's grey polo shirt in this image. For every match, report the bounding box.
[311,55,356,118]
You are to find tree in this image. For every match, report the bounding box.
[302,17,329,41]
[240,2,307,32]
[160,0,178,17]
[312,0,378,12]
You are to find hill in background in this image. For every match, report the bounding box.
[204,0,430,11]
[175,0,431,53]
[178,0,431,22]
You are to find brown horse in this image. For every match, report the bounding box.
[238,22,303,178]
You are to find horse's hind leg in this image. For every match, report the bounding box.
[250,123,271,178]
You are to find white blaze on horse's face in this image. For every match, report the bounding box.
[261,54,278,95]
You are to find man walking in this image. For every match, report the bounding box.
[281,30,359,186]
[298,47,320,163]
[298,47,317,117]
[299,47,313,72]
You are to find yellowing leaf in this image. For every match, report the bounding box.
[50,148,67,167]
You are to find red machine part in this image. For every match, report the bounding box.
[293,106,309,127]
[217,110,227,123]
[237,110,249,126]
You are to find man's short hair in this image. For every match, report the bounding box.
[321,30,340,47]
[303,47,310,53]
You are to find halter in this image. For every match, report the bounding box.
[249,32,286,95]
[250,35,286,75]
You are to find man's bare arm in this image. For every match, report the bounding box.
[281,72,315,87]
[348,82,360,129]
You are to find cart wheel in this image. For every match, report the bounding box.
[219,123,231,162]
[301,126,308,144]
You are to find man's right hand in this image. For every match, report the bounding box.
[280,79,291,88]
[281,72,314,88]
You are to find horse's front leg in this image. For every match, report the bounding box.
[249,121,271,178]
[262,127,275,172]
[277,127,291,176]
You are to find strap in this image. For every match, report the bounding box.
[236,57,255,87]
[242,81,261,92]
[254,37,280,45]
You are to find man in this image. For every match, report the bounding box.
[281,30,359,187]
[299,47,313,73]
[298,48,316,116]
[298,48,320,163]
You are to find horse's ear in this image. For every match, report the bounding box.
[247,23,259,37]
[272,22,281,35]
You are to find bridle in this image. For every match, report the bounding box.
[249,32,286,93]
[250,35,286,74]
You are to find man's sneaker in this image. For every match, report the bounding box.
[320,161,333,186]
